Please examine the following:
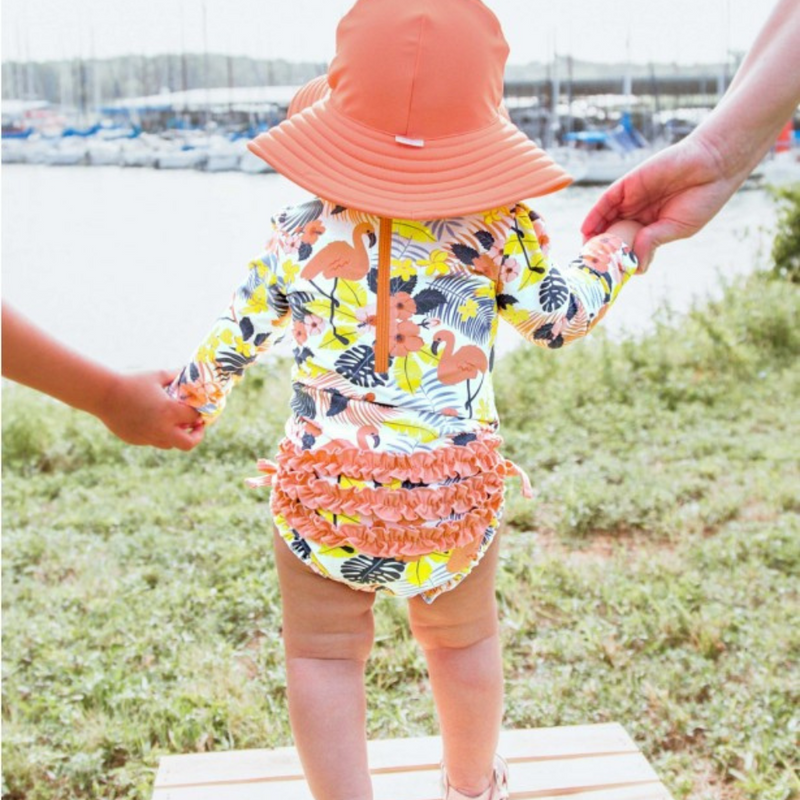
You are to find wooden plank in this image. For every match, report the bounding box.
[152,725,674,800]
[155,724,640,789]
[154,753,659,800]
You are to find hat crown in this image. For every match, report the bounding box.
[328,0,509,140]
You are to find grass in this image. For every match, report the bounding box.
[3,254,799,798]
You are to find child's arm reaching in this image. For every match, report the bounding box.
[168,227,293,423]
[495,204,641,348]
[1,303,204,450]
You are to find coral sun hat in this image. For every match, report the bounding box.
[247,0,572,220]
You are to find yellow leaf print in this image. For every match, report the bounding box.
[283,260,300,284]
[458,298,479,321]
[337,279,368,308]
[416,344,441,366]
[334,305,360,325]
[391,258,416,281]
[320,326,357,350]
[306,299,332,318]
[384,419,440,443]
[394,219,436,243]
[518,254,547,291]
[317,509,360,525]
[317,544,358,559]
[405,557,433,587]
[309,552,332,577]
[235,337,253,357]
[393,354,422,394]
[243,284,268,315]
[477,398,492,421]
[340,475,368,490]
[419,249,450,277]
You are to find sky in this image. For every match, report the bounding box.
[1,0,776,67]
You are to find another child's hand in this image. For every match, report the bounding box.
[98,370,205,451]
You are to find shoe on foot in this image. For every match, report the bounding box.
[440,754,509,800]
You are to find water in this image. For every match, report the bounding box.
[2,164,777,372]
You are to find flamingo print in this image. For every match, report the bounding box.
[300,222,377,281]
[431,330,489,418]
[300,222,377,345]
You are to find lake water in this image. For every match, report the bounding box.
[2,164,778,372]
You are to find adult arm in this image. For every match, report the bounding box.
[2,302,204,450]
[581,0,800,270]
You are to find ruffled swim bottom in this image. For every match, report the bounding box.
[247,430,532,603]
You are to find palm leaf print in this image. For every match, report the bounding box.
[277,199,323,233]
[340,556,405,584]
[288,291,314,321]
[215,350,255,378]
[387,369,461,418]
[425,217,468,241]
[428,275,493,344]
[334,345,387,387]
[290,383,317,419]
[539,267,570,312]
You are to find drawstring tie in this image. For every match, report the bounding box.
[503,458,534,499]
[245,459,278,489]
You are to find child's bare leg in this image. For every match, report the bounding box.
[272,528,376,800]
[407,535,503,796]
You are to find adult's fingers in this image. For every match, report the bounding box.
[632,221,676,273]
[581,181,626,239]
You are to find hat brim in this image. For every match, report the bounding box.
[248,96,572,220]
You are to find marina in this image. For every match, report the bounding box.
[1,163,779,373]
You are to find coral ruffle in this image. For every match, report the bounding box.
[246,432,533,557]
[269,483,505,558]
[270,433,506,484]
[272,468,508,522]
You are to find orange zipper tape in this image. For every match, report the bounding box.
[375,217,392,373]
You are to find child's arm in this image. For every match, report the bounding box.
[168,227,293,423]
[495,204,641,348]
[1,303,204,450]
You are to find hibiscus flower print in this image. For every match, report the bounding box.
[293,319,308,344]
[390,292,416,321]
[355,303,378,331]
[301,220,326,245]
[499,257,521,283]
[305,314,325,336]
[389,319,425,357]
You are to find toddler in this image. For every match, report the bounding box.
[169,1,642,798]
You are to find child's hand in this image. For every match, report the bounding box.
[604,220,646,274]
[98,370,205,451]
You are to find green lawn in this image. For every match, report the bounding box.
[2,265,798,800]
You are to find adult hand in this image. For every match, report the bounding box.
[581,134,745,274]
[98,369,205,451]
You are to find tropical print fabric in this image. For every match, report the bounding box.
[170,198,637,602]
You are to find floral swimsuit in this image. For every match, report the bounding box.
[171,198,637,603]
